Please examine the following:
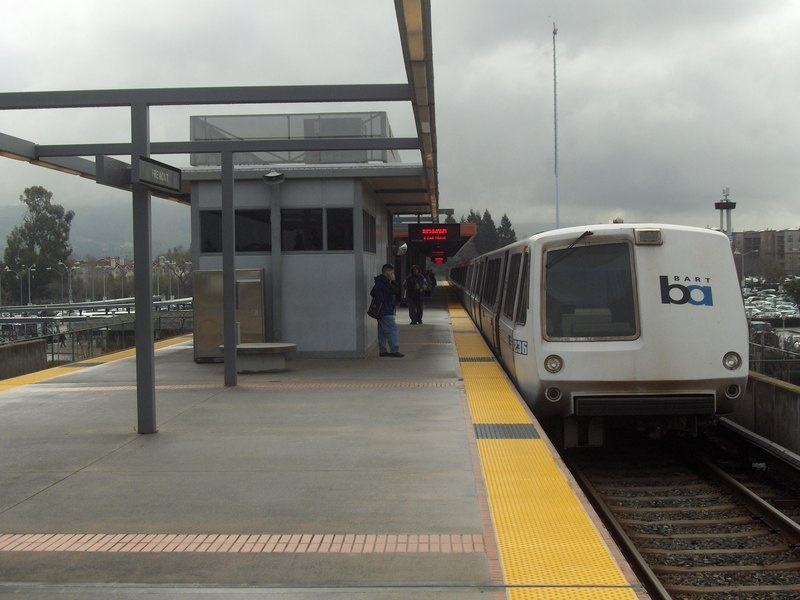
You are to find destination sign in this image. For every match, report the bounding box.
[134,156,182,193]
[407,223,460,243]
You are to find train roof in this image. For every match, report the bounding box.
[528,222,725,241]
[451,223,728,265]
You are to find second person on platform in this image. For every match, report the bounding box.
[405,264,427,325]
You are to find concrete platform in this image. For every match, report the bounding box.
[0,293,491,598]
[0,290,643,598]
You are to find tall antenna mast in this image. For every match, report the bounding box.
[552,21,560,228]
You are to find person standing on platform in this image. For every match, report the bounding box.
[425,269,436,296]
[373,263,404,357]
[405,264,427,324]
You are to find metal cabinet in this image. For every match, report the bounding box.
[192,269,265,362]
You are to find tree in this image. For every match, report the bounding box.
[497,213,517,247]
[784,279,800,306]
[760,259,785,286]
[3,186,75,303]
[157,246,192,298]
[461,208,518,255]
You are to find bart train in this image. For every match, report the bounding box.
[448,223,749,446]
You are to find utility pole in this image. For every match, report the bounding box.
[552,22,560,229]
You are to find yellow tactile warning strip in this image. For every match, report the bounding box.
[0,335,192,393]
[0,533,485,554]
[453,332,495,358]
[449,301,639,599]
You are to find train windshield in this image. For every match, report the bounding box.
[544,242,637,339]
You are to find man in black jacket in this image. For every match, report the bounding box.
[372,264,404,357]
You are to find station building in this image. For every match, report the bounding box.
[185,112,438,358]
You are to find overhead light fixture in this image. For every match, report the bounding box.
[263,169,285,185]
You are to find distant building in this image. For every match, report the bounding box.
[732,228,800,279]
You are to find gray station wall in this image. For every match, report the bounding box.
[191,176,391,357]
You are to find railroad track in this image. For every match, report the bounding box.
[566,431,800,600]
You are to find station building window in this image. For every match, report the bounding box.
[282,208,323,251]
[326,208,354,251]
[200,209,271,253]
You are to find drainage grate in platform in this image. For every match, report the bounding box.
[474,423,540,439]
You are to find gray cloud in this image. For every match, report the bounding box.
[1,0,798,246]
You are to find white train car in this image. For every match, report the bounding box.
[449,223,749,446]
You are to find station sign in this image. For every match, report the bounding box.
[407,223,460,243]
[133,156,182,193]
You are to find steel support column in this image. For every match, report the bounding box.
[221,150,237,386]
[131,103,157,433]
[270,184,282,341]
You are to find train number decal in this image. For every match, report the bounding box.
[659,276,714,306]
[508,335,529,355]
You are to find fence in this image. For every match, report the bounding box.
[749,342,800,386]
[0,311,193,378]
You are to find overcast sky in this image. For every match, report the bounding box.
[1,0,798,241]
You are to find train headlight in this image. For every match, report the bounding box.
[725,384,742,399]
[544,354,563,374]
[545,387,563,402]
[722,351,742,370]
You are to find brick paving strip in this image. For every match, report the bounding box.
[0,533,485,554]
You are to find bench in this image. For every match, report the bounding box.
[218,342,297,373]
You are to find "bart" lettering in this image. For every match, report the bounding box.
[660,276,713,306]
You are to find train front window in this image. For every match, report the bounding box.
[544,242,637,339]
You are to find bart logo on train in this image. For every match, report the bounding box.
[659,275,714,306]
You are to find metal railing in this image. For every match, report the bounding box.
[1,311,193,366]
[749,342,800,386]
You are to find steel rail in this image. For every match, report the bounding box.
[568,461,673,600]
[697,456,800,546]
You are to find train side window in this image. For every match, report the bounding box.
[482,258,502,308]
[515,251,530,325]
[502,253,522,319]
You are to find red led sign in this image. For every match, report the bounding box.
[421,227,448,241]
[407,224,460,243]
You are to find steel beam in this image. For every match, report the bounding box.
[0,84,412,110]
[34,137,420,158]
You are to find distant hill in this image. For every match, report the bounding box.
[0,202,190,260]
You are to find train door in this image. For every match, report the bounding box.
[474,259,487,327]
[479,254,504,352]
[498,251,523,378]
[514,250,532,380]
[467,262,478,318]
[493,251,510,351]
